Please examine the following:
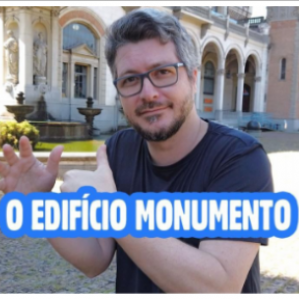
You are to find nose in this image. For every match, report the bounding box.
[139,77,159,103]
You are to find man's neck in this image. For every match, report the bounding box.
[146,111,208,166]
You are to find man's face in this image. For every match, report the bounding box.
[114,38,197,141]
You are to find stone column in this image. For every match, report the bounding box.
[97,57,100,102]
[236,73,245,112]
[89,65,94,98]
[258,47,268,113]
[215,69,225,110]
[99,38,109,105]
[19,7,33,89]
[0,8,4,87]
[70,59,75,99]
[215,61,225,121]
[195,65,201,110]
[253,76,262,112]
[51,8,60,88]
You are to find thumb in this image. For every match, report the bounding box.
[46,145,64,175]
[96,144,110,170]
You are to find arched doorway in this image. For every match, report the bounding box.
[242,84,251,112]
[224,49,240,112]
[242,56,257,112]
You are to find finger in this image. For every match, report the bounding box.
[19,136,33,159]
[2,144,19,166]
[0,179,6,192]
[96,144,110,169]
[0,162,10,177]
[46,145,64,176]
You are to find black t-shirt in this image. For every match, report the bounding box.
[106,120,273,293]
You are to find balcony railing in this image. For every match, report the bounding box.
[182,6,211,20]
[227,6,251,20]
[180,6,267,44]
[238,16,265,26]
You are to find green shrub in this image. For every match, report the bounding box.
[0,121,40,149]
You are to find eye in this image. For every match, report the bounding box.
[119,76,140,88]
[152,66,176,79]
[158,68,171,75]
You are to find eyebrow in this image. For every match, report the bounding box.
[118,62,173,78]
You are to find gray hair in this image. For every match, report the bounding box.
[105,8,198,79]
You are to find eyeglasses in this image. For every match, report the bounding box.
[113,62,185,98]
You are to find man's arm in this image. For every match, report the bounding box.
[48,237,115,278]
[115,237,258,293]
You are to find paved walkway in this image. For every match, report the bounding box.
[1,131,299,293]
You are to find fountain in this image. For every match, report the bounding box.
[5,87,90,141]
[4,86,105,141]
[27,92,55,121]
[5,92,35,122]
[24,84,89,141]
[77,97,102,137]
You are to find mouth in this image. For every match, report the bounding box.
[139,107,168,116]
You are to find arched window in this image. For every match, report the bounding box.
[280,58,286,80]
[63,23,97,54]
[62,22,99,100]
[203,61,215,95]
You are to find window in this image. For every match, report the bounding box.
[75,65,87,98]
[63,23,97,55]
[280,58,286,80]
[94,67,98,99]
[203,61,215,95]
[62,63,68,97]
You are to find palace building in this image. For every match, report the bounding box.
[0,6,270,133]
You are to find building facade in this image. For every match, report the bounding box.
[0,6,269,133]
[267,7,299,131]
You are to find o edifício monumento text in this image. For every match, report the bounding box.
[0,187,297,239]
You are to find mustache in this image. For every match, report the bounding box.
[135,101,173,116]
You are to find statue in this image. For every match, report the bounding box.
[3,30,19,84]
[33,32,47,78]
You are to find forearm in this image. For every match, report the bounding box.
[116,237,235,293]
[48,237,115,278]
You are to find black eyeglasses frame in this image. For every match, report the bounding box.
[113,62,185,98]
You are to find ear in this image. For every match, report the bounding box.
[191,68,198,95]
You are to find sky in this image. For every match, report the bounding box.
[252,6,267,18]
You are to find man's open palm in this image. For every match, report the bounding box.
[0,136,63,194]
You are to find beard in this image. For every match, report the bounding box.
[124,93,194,142]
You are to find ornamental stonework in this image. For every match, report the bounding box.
[52,8,60,17]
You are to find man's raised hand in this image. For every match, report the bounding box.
[60,144,116,193]
[0,136,63,194]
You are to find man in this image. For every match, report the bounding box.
[0,8,272,293]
